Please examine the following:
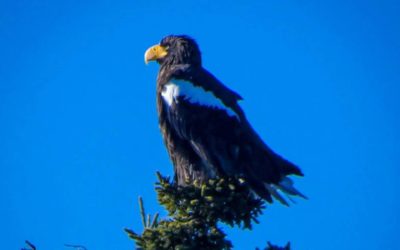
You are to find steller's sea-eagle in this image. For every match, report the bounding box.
[144,35,306,205]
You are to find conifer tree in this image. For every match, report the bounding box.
[126,172,291,250]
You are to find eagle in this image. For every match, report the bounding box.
[144,35,306,205]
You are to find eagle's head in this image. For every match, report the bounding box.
[144,35,202,67]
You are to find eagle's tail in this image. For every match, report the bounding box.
[265,177,307,206]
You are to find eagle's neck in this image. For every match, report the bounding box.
[157,64,196,86]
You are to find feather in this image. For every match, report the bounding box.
[265,184,290,206]
[162,79,239,119]
[277,177,308,199]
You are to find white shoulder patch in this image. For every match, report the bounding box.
[161,83,179,106]
[161,79,239,118]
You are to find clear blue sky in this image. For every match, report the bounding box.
[1,0,399,249]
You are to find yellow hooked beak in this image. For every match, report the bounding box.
[144,44,168,64]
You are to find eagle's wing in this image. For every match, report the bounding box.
[161,66,304,204]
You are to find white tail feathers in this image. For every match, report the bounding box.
[265,177,307,206]
[265,184,290,206]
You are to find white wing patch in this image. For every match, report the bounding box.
[161,83,179,106]
[161,79,239,119]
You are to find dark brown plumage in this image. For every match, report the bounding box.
[144,35,306,205]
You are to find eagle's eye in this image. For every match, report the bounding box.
[159,42,170,51]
